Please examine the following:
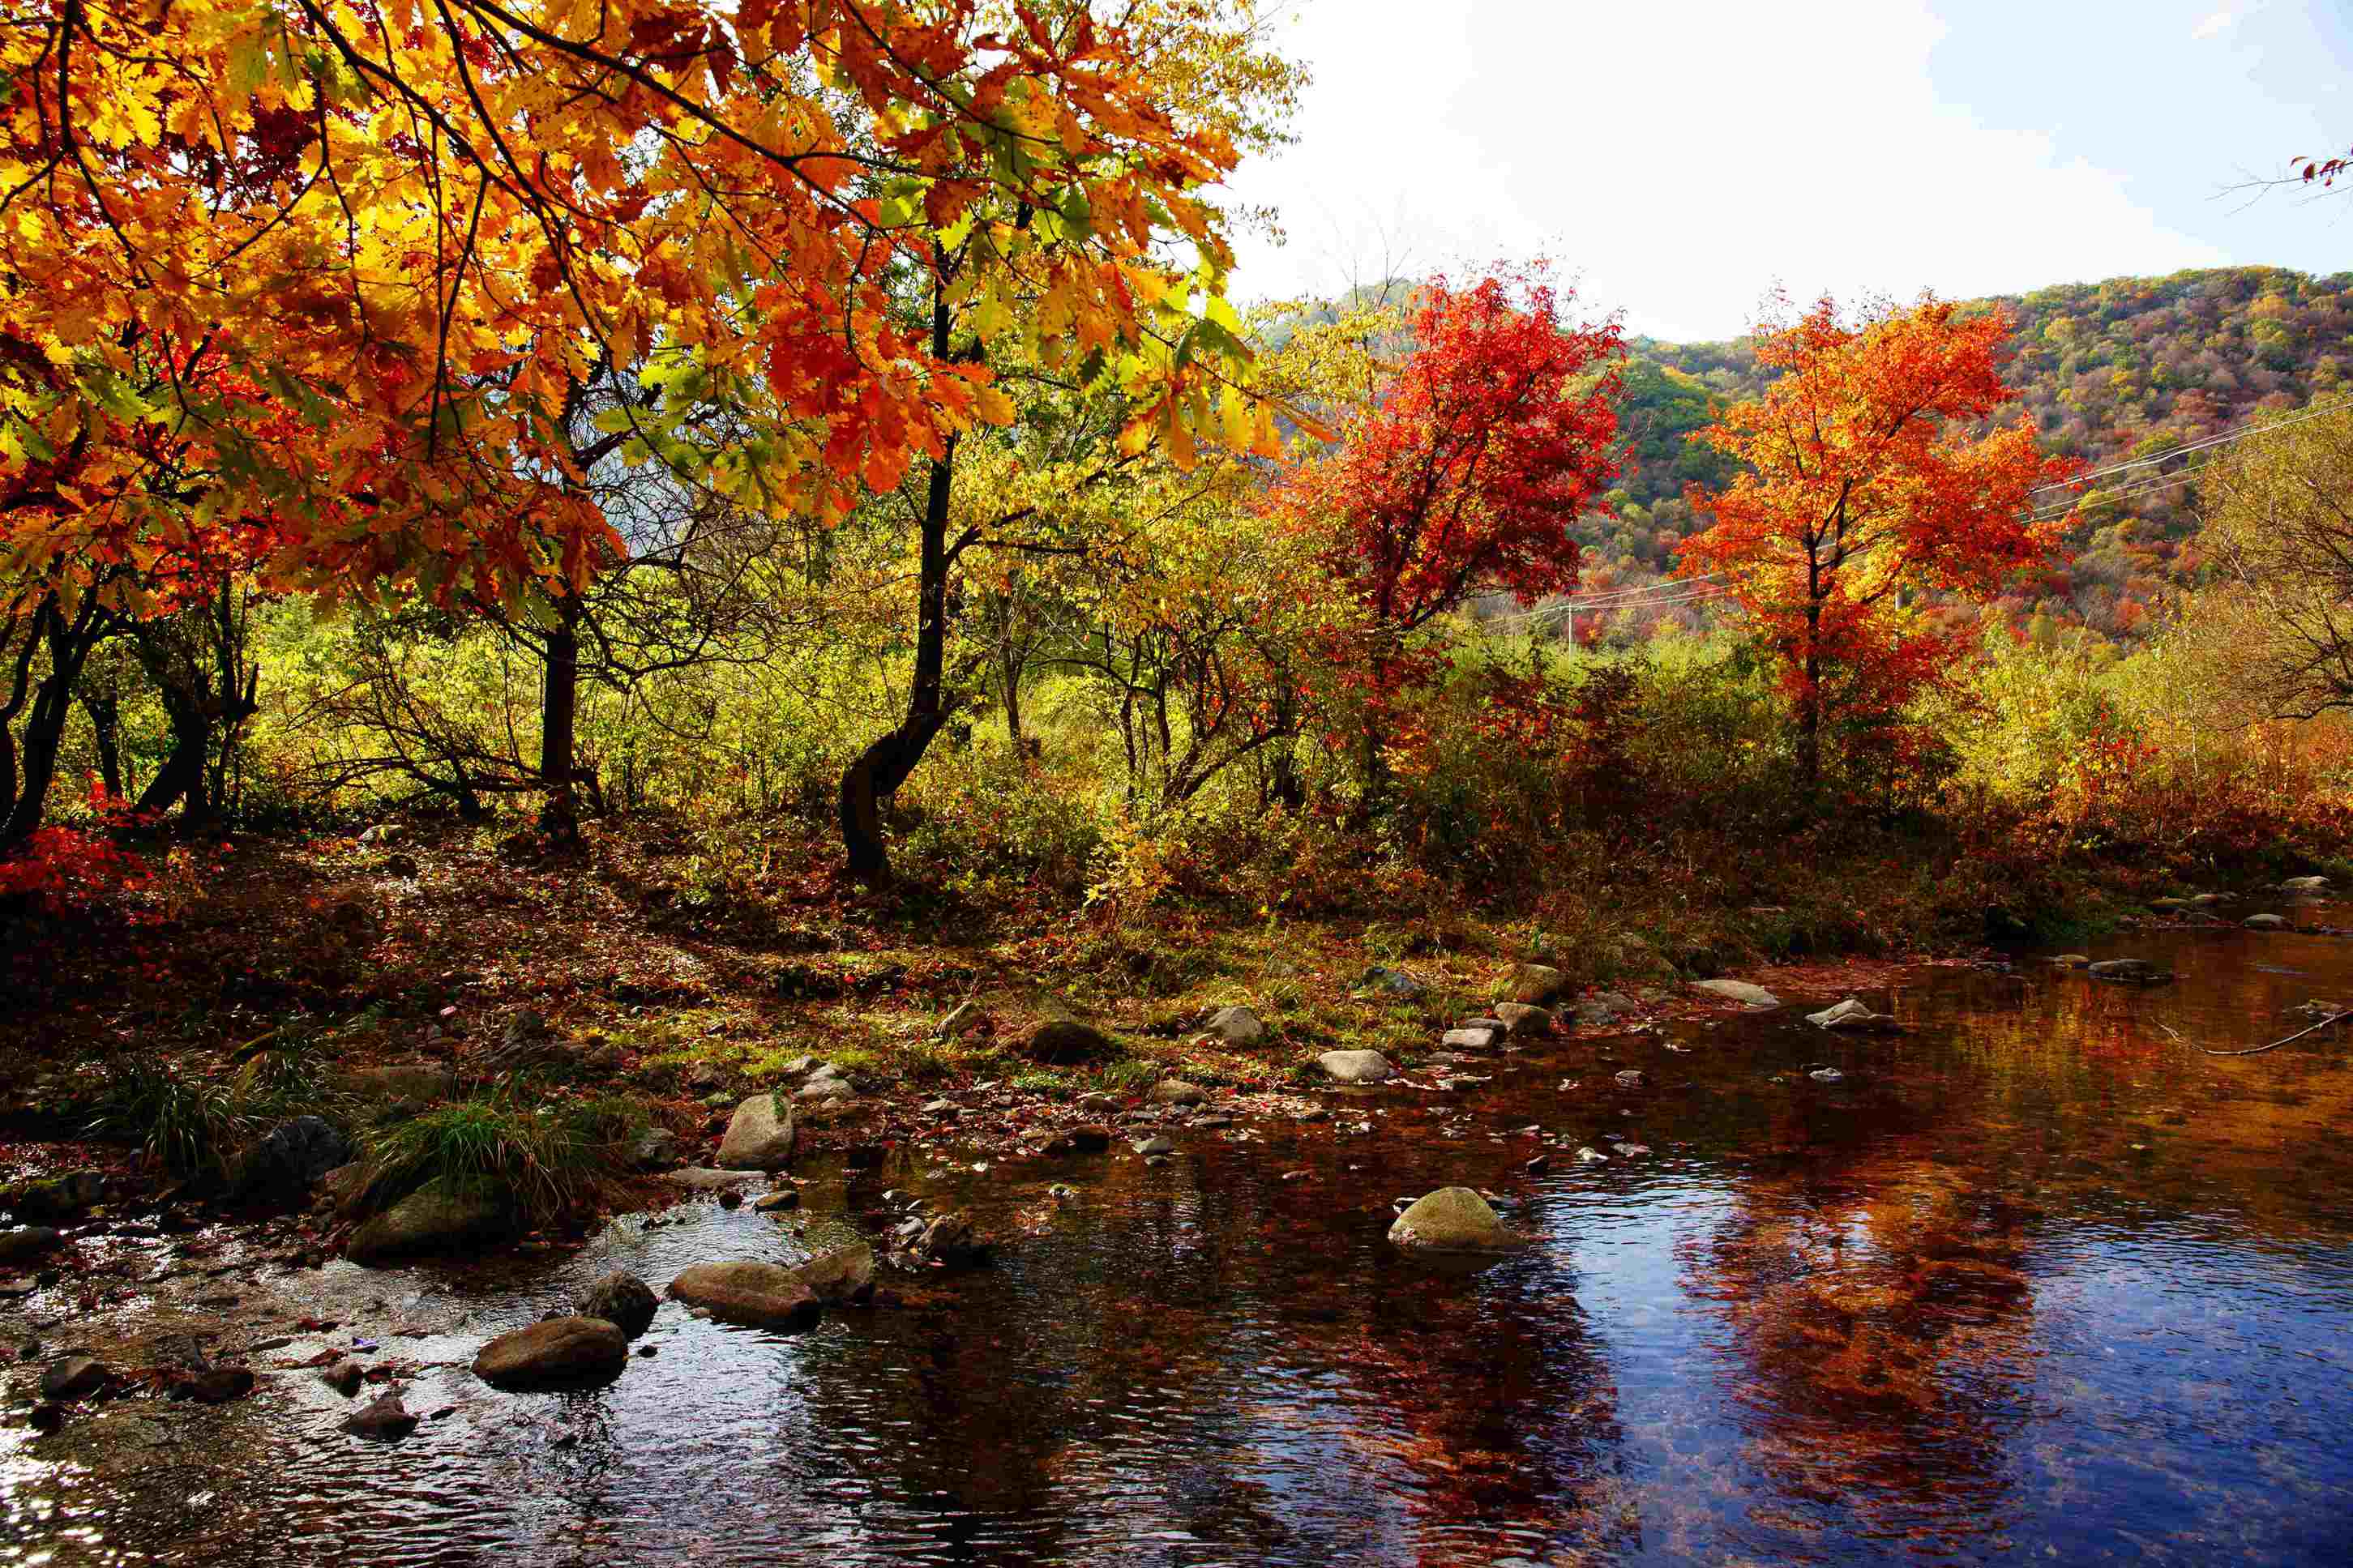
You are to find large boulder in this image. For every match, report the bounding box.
[1690,979,1781,1008]
[1201,1005,1265,1045]
[1027,1019,1117,1065]
[472,1316,628,1389]
[2281,875,2329,893]
[1388,1188,1517,1254]
[1501,963,1569,1006]
[2245,912,2289,931]
[669,1261,821,1331]
[1491,1003,1555,1040]
[346,1182,513,1265]
[1316,1049,1393,1085]
[789,1244,877,1305]
[235,1116,354,1203]
[715,1094,796,1170]
[577,1271,660,1338]
[0,1227,60,1265]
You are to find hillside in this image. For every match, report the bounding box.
[1582,266,2353,641]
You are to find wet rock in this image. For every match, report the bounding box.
[1502,963,1568,1006]
[1028,1019,1118,1065]
[1690,979,1781,1008]
[718,1189,743,1210]
[1491,1003,1555,1040]
[1443,1022,1504,1049]
[661,1166,759,1192]
[631,1127,682,1172]
[28,1402,62,1433]
[1316,1049,1393,1085]
[0,1228,59,1265]
[1132,1134,1174,1156]
[1068,1125,1113,1152]
[1388,1188,1517,1254]
[1147,1079,1209,1108]
[716,1094,796,1170]
[236,1116,355,1203]
[2050,954,2092,968]
[754,1189,801,1213]
[178,1368,255,1405]
[578,1272,659,1338]
[668,1262,821,1331]
[2281,874,2329,893]
[1808,1066,1846,1083]
[2088,959,2172,985]
[341,1393,418,1440]
[909,1210,991,1268]
[1076,1092,1119,1114]
[473,1316,628,1389]
[794,1066,854,1104]
[1806,998,1900,1032]
[1576,1147,1608,1164]
[1,1170,105,1221]
[2245,912,2289,931]
[1357,965,1427,999]
[1613,1069,1648,1090]
[346,1182,514,1265]
[1612,1141,1652,1157]
[1525,1155,1551,1175]
[1201,1005,1264,1045]
[41,1355,110,1401]
[319,1361,366,1397]
[789,1244,876,1306]
[1571,1001,1620,1028]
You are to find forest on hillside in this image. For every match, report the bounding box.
[1583,266,2353,643]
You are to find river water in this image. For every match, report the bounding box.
[7,917,2353,1565]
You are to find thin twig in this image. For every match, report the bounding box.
[2158,1010,2353,1057]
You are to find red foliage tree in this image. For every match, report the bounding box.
[1281,270,1622,812]
[1679,295,2083,793]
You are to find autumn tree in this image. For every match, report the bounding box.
[2192,407,2353,720]
[1277,271,1623,816]
[1679,297,2081,793]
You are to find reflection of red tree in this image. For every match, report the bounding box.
[1680,1143,2039,1542]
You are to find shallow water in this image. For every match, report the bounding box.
[10,914,2353,1565]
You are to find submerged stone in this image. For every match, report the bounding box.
[1388,1187,1517,1254]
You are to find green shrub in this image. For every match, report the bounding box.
[359,1091,637,1224]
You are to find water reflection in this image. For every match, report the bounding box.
[11,921,2353,1565]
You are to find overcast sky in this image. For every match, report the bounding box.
[1217,0,2352,340]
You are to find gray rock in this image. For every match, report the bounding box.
[668,1261,821,1331]
[2245,912,2289,930]
[1358,966,1427,999]
[1147,1079,1209,1107]
[577,1272,659,1338]
[0,1227,60,1265]
[920,1099,959,1117]
[1571,1001,1619,1028]
[41,1355,110,1401]
[346,1183,512,1264]
[1576,1146,1608,1164]
[2281,875,2329,892]
[716,1094,796,1170]
[1387,1187,1517,1254]
[237,1116,354,1203]
[661,1166,759,1191]
[2049,953,2092,968]
[473,1316,628,1389]
[1806,998,1899,1032]
[1691,979,1781,1008]
[1613,1069,1648,1089]
[631,1127,682,1172]
[788,1244,876,1305]
[1316,1049,1393,1084]
[1076,1092,1119,1114]
[909,1210,991,1268]
[1028,1019,1117,1064]
[1442,1023,1504,1050]
[755,1188,801,1212]
[1201,1005,1264,1045]
[2088,959,2171,985]
[341,1392,418,1439]
[1808,1067,1846,1084]
[1132,1134,1174,1156]
[794,1070,853,1104]
[1502,963,1569,1006]
[1491,1003,1555,1039]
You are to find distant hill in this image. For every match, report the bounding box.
[1583,266,2353,641]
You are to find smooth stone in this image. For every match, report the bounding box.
[1028,1019,1118,1064]
[341,1392,418,1439]
[754,1189,801,1213]
[319,1362,365,1397]
[346,1184,512,1265]
[41,1355,110,1401]
[1316,1049,1393,1084]
[1807,998,1899,1031]
[1691,979,1781,1008]
[716,1094,796,1170]
[1387,1187,1517,1254]
[1146,1079,1209,1107]
[1442,1023,1504,1049]
[2245,913,2289,930]
[1202,1005,1265,1045]
[1491,1003,1555,1038]
[1502,963,1569,1006]
[668,1262,821,1331]
[661,1167,759,1191]
[577,1272,659,1338]
[473,1317,628,1389]
[1132,1135,1174,1156]
[789,1244,876,1305]
[2050,954,2092,968]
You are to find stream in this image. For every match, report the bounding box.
[7,915,2353,1565]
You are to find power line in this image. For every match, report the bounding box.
[2029,394,2353,498]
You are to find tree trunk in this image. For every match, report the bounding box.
[838,271,963,886]
[2,598,105,847]
[1798,597,1823,797]
[999,633,1025,752]
[136,689,210,822]
[538,600,582,840]
[83,690,121,801]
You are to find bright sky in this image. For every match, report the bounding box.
[1218,0,2352,341]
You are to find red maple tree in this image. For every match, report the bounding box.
[1679,295,2083,792]
[1282,269,1622,810]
